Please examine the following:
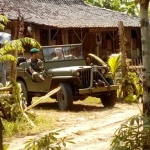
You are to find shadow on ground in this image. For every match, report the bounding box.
[34,101,116,112]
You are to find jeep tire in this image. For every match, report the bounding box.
[57,83,73,110]
[18,80,32,107]
[100,90,117,107]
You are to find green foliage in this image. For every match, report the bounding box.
[83,0,139,16]
[3,118,33,138]
[118,71,143,103]
[111,114,150,150]
[0,79,35,126]
[84,0,102,7]
[20,37,41,50]
[24,130,74,150]
[107,53,143,103]
[120,1,139,16]
[3,113,55,139]
[107,53,121,79]
[0,15,8,30]
[3,144,9,150]
[0,37,42,62]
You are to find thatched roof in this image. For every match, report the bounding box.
[0,0,140,28]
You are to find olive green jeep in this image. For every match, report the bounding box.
[17,43,118,110]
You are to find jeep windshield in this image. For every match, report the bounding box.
[42,43,83,62]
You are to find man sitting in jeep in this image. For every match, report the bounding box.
[26,48,45,82]
[52,47,64,60]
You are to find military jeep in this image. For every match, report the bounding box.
[17,43,118,110]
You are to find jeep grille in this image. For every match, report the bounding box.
[79,69,105,88]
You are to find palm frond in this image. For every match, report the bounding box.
[0,23,5,30]
[0,40,25,55]
[20,37,42,50]
[0,54,17,62]
[0,15,8,25]
[108,53,121,79]
[1,37,42,55]
[24,87,61,111]
[88,53,107,66]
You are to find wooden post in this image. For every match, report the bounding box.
[62,29,68,44]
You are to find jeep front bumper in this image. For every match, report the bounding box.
[79,85,119,94]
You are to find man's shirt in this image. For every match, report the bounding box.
[27,58,44,73]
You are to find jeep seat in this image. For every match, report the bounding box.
[17,57,27,66]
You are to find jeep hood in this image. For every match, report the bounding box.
[46,66,91,76]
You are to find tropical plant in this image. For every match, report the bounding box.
[24,130,74,150]
[0,37,42,119]
[107,53,121,80]
[0,37,41,62]
[0,15,8,30]
[118,71,143,102]
[107,53,143,102]
[111,114,150,150]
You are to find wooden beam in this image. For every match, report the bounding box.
[73,29,82,42]
[52,29,59,41]
[82,32,87,43]
[73,29,88,43]
[89,27,118,33]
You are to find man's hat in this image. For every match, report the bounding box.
[30,48,40,53]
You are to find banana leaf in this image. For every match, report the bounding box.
[88,53,107,66]
[107,53,121,79]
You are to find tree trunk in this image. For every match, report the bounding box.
[140,0,150,115]
[10,16,24,81]
[118,21,126,78]
[118,21,127,98]
[0,119,2,150]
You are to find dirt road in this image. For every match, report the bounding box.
[8,102,142,150]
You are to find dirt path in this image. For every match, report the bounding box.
[8,102,142,150]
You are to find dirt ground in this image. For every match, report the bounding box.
[8,101,142,150]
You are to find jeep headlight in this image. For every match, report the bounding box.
[76,71,81,77]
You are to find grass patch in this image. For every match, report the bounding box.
[3,111,57,141]
[84,96,101,104]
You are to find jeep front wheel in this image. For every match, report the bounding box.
[57,83,73,110]
[100,90,117,107]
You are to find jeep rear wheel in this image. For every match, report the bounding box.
[57,83,73,110]
[18,80,32,107]
[100,90,117,107]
